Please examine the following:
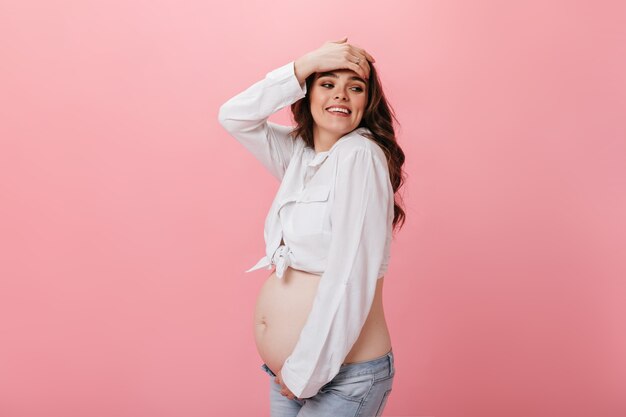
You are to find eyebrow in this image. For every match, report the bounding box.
[317,71,368,86]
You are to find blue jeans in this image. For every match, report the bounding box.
[260,349,395,417]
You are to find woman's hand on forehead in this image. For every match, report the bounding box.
[296,37,375,82]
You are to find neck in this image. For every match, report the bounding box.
[313,124,342,153]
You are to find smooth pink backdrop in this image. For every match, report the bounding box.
[1,1,625,416]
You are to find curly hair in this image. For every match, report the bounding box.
[288,62,407,234]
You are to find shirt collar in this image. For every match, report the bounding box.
[307,151,330,167]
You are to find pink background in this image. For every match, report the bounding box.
[1,1,625,416]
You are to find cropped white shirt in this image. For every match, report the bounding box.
[218,60,394,399]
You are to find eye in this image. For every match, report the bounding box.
[320,83,364,92]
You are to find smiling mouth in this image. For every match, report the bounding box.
[326,107,352,116]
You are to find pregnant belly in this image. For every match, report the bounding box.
[253,266,392,377]
[253,267,321,376]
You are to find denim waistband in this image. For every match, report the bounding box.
[261,349,395,380]
[261,363,276,377]
[335,349,394,378]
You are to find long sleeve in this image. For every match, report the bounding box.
[279,147,394,399]
[217,61,307,181]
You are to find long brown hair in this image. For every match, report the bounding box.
[289,63,407,234]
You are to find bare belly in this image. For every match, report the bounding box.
[253,266,392,377]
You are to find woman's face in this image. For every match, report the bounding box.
[309,69,368,139]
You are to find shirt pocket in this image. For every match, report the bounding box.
[292,184,331,236]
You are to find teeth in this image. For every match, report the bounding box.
[328,107,350,114]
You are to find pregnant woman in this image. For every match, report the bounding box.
[218,37,406,417]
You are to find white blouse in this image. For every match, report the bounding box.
[218,60,394,399]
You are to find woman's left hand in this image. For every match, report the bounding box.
[275,369,298,400]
